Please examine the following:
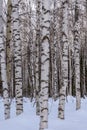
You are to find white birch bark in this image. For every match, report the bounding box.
[0,0,10,119]
[40,0,50,129]
[68,0,74,95]
[49,12,55,97]
[19,1,29,97]
[68,45,72,95]
[58,0,69,119]
[26,4,35,99]
[53,0,58,100]
[12,0,23,115]
[6,0,13,98]
[82,48,86,96]
[35,0,41,115]
[74,0,81,110]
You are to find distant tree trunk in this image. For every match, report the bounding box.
[68,46,72,95]
[58,0,69,119]
[27,4,35,99]
[12,0,23,115]
[85,0,87,95]
[74,0,81,110]
[49,12,54,97]
[6,0,13,98]
[83,49,86,96]
[19,1,29,97]
[56,1,63,98]
[0,0,10,119]
[39,0,50,129]
[68,0,74,96]
[35,0,41,116]
[53,0,58,100]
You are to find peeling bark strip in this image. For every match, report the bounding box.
[74,0,81,110]
[0,0,10,119]
[40,0,50,130]
[12,0,23,115]
[58,0,68,119]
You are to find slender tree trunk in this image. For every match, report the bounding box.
[12,0,23,115]
[6,0,12,98]
[68,46,72,95]
[49,15,54,97]
[74,0,81,110]
[0,0,10,119]
[19,1,29,97]
[84,0,87,96]
[39,0,50,129]
[53,0,58,100]
[35,0,41,115]
[58,0,69,119]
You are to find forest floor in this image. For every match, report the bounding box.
[0,96,87,130]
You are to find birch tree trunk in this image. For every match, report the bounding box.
[84,0,87,96]
[6,0,13,98]
[68,46,72,95]
[58,0,69,119]
[40,0,50,129]
[35,0,41,115]
[27,4,35,99]
[74,0,81,110]
[12,0,23,115]
[19,1,29,97]
[68,0,74,95]
[53,0,58,100]
[0,0,10,119]
[49,10,55,97]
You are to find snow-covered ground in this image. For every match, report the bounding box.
[0,96,87,130]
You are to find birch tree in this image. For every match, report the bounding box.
[35,0,41,115]
[6,0,13,98]
[74,0,81,110]
[12,0,23,115]
[40,0,50,129]
[27,2,35,99]
[0,0,10,119]
[52,0,59,100]
[19,0,29,97]
[58,0,69,119]
[68,0,74,95]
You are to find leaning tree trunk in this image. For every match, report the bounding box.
[0,0,10,119]
[12,0,23,115]
[58,0,69,119]
[39,0,50,129]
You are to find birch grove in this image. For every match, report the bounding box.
[0,0,87,129]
